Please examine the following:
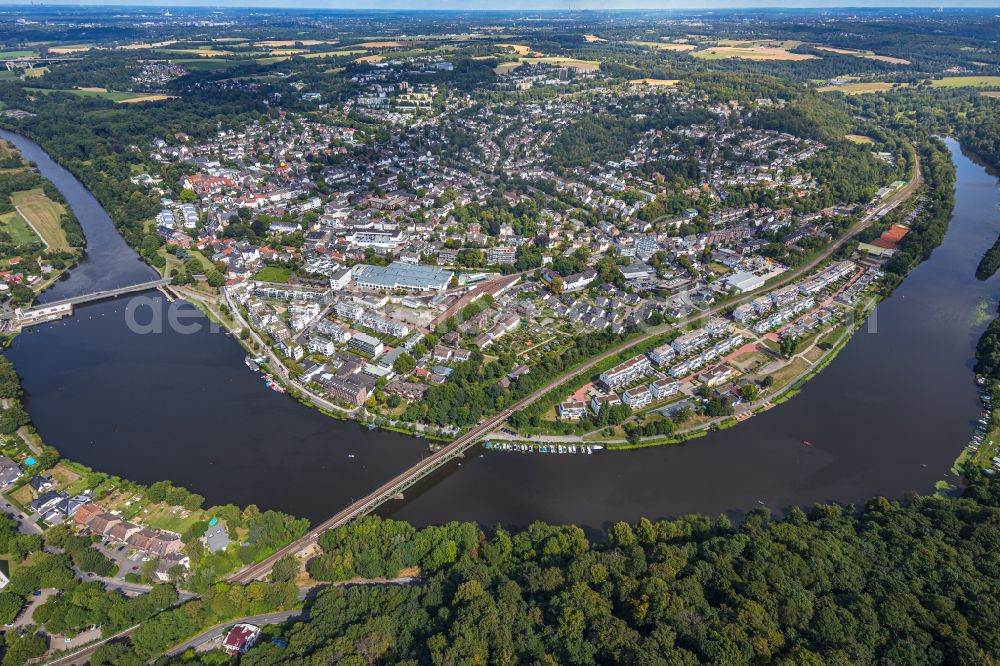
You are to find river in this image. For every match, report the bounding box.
[0,129,157,302]
[3,132,997,532]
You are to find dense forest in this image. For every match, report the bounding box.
[548,105,712,169]
[153,476,1000,665]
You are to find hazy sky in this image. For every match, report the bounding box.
[3,1,999,9]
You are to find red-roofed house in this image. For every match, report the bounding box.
[223,624,261,655]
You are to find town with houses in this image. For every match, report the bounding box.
[0,5,989,662]
[128,58,906,441]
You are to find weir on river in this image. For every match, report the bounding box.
[3,129,998,531]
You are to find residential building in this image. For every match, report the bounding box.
[223,624,261,656]
[348,332,384,357]
[487,246,517,265]
[598,355,650,390]
[648,343,676,367]
[323,376,368,406]
[0,456,22,487]
[623,385,653,409]
[558,400,588,420]
[650,379,679,399]
[591,393,622,414]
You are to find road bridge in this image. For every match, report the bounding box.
[226,409,511,583]
[2,57,83,70]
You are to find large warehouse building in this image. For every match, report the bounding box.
[352,262,454,292]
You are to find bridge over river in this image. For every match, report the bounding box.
[10,278,170,327]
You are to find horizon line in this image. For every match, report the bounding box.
[2,2,1000,12]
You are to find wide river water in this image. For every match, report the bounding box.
[3,129,998,532]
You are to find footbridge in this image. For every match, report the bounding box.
[13,278,170,326]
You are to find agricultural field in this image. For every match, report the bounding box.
[256,39,335,47]
[357,41,409,48]
[520,56,600,70]
[583,34,607,43]
[10,188,70,250]
[176,58,252,71]
[0,50,38,58]
[116,40,178,50]
[47,44,95,54]
[931,76,1000,88]
[815,46,911,65]
[629,78,680,86]
[156,47,235,58]
[693,46,816,61]
[626,41,697,52]
[117,94,178,104]
[817,81,906,94]
[495,43,534,55]
[25,87,176,103]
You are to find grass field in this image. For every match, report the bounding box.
[495,43,534,55]
[714,39,802,48]
[47,44,94,54]
[0,50,38,59]
[117,94,177,104]
[817,81,904,94]
[693,46,815,61]
[931,76,1000,88]
[11,188,70,250]
[583,34,607,43]
[767,357,812,392]
[815,46,910,65]
[256,39,334,47]
[494,61,522,74]
[21,67,48,78]
[157,47,234,57]
[630,78,680,86]
[0,139,20,163]
[254,265,293,283]
[142,503,209,534]
[845,134,876,144]
[0,210,41,245]
[520,56,600,70]
[627,41,697,52]
[304,49,368,58]
[175,58,252,71]
[117,40,178,50]
[261,48,369,64]
[357,41,409,48]
[25,87,174,103]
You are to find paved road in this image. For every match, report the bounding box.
[163,609,308,657]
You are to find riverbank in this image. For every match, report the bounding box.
[495,148,925,448]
